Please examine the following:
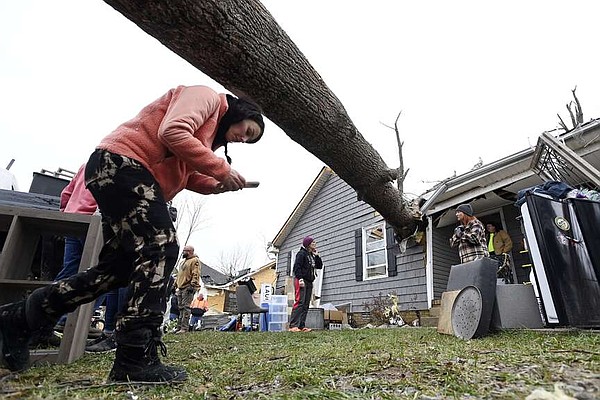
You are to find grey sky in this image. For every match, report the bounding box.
[1,1,599,268]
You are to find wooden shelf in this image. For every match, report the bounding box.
[0,201,103,365]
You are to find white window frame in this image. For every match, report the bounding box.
[362,222,388,280]
[289,249,297,277]
[312,261,324,307]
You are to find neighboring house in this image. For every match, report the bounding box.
[272,119,600,313]
[198,262,230,311]
[203,261,276,312]
[234,261,278,296]
[200,262,230,286]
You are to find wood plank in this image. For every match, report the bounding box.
[31,349,59,366]
[0,204,92,222]
[58,215,103,364]
[437,290,461,336]
[57,302,95,364]
[0,189,60,210]
[0,279,53,286]
[0,216,39,281]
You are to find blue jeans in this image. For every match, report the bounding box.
[104,287,130,332]
[190,315,202,330]
[55,236,85,326]
[55,236,85,281]
[55,235,109,327]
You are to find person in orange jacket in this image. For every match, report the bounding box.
[189,293,209,331]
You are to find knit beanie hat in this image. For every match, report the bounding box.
[302,236,314,248]
[456,204,473,216]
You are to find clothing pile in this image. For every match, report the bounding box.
[515,180,600,207]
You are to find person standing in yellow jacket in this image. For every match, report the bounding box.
[485,222,513,255]
[486,221,515,283]
[174,245,201,333]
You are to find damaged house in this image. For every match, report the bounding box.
[270,119,600,323]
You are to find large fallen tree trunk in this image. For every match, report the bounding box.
[103,0,419,238]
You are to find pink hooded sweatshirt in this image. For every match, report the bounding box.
[60,164,97,215]
[97,85,231,201]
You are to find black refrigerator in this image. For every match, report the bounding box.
[520,193,600,328]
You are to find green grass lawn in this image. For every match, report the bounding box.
[1,327,598,399]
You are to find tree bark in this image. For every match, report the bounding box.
[103,0,417,238]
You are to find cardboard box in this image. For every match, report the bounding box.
[324,310,344,322]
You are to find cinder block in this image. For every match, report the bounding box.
[491,284,543,329]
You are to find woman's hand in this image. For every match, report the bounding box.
[214,168,246,193]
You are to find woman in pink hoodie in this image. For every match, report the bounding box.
[0,86,264,382]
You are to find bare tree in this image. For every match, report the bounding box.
[380,111,409,194]
[557,86,584,132]
[171,193,209,247]
[216,244,254,278]
[256,232,275,261]
[102,0,421,240]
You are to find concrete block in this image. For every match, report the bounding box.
[491,284,544,329]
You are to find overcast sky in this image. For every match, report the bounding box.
[2,1,600,270]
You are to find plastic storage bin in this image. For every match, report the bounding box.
[270,295,287,305]
[268,321,287,332]
[269,313,288,323]
[268,295,288,331]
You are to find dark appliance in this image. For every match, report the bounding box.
[29,172,69,197]
[520,193,600,328]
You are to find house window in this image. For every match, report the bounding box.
[363,223,387,279]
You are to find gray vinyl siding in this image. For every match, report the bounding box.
[275,174,427,312]
[392,246,427,310]
[432,224,460,300]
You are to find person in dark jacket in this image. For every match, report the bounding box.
[289,236,323,332]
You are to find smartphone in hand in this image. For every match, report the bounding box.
[244,181,260,188]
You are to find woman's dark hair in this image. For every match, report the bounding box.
[487,221,500,230]
[214,94,265,164]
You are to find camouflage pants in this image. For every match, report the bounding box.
[42,149,179,340]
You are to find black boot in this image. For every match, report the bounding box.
[0,287,60,372]
[147,330,186,375]
[0,300,31,371]
[108,330,187,383]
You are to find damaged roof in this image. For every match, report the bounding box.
[200,261,230,286]
[423,118,600,226]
